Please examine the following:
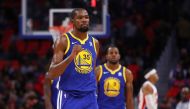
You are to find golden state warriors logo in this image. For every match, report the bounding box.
[74,49,93,74]
[104,77,120,97]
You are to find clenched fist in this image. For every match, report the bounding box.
[71,44,82,57]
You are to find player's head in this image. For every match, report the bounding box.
[106,45,120,65]
[70,8,89,32]
[144,69,159,83]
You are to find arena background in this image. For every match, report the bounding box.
[0,0,190,109]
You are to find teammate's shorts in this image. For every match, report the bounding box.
[56,90,99,109]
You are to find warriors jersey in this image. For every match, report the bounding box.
[97,64,127,109]
[56,32,98,96]
[138,81,158,109]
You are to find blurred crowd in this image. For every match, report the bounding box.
[0,0,190,109]
[159,44,190,108]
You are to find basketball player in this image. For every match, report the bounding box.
[44,8,99,109]
[96,45,134,109]
[138,69,159,109]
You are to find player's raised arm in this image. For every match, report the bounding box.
[46,35,82,80]
[125,69,134,109]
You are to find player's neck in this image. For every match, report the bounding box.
[72,30,87,40]
[106,62,120,71]
[148,79,156,84]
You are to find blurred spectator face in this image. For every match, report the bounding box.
[176,62,182,71]
[181,87,190,102]
[25,96,38,108]
[181,48,188,57]
[24,91,38,109]
[25,81,34,91]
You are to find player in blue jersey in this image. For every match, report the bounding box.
[96,45,134,109]
[44,8,99,109]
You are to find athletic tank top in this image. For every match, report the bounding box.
[56,32,97,96]
[138,81,158,109]
[97,64,127,109]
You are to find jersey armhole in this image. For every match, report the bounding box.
[64,33,70,54]
[123,67,126,82]
[98,65,103,81]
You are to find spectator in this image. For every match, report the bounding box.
[176,87,190,109]
[21,91,44,109]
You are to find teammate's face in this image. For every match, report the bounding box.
[73,10,89,32]
[106,47,120,65]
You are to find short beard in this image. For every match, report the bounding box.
[78,27,89,32]
[109,61,118,65]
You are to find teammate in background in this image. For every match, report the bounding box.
[44,8,99,109]
[96,45,134,109]
[138,69,159,109]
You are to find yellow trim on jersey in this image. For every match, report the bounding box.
[98,65,103,81]
[104,63,121,75]
[69,32,89,44]
[51,80,53,84]
[123,67,126,82]
[92,37,97,55]
[64,33,70,54]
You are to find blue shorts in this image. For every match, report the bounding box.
[51,85,59,109]
[56,90,99,109]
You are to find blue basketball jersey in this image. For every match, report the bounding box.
[97,64,127,109]
[56,32,97,96]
